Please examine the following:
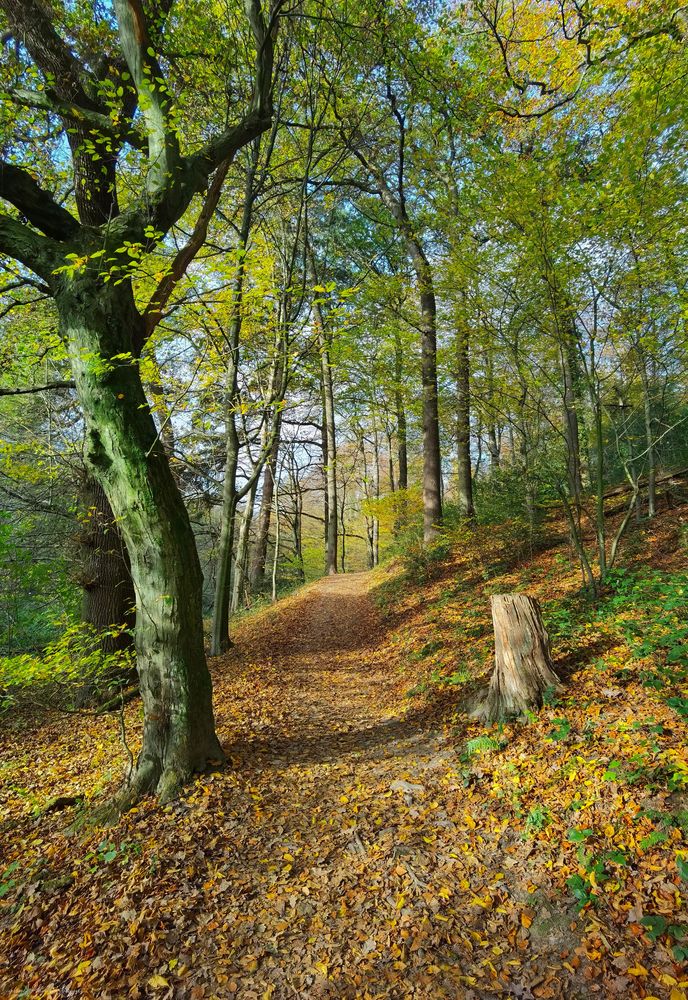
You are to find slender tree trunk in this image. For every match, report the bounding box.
[484,349,501,469]
[340,483,347,573]
[231,481,258,613]
[61,278,222,805]
[394,331,408,491]
[639,352,656,519]
[210,153,258,653]
[386,426,396,493]
[249,419,281,590]
[455,317,474,519]
[372,424,380,567]
[561,339,583,510]
[210,370,240,655]
[291,472,304,583]
[310,253,338,575]
[418,278,443,542]
[272,468,281,603]
[593,393,607,580]
[370,169,441,541]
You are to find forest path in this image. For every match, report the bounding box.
[216,571,448,775]
[192,572,579,999]
[1,570,599,999]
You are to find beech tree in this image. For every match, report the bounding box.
[0,0,281,805]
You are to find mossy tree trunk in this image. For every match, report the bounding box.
[60,277,223,803]
[473,594,562,724]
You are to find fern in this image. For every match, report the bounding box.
[465,736,500,757]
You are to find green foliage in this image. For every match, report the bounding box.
[472,469,548,534]
[0,513,80,655]
[525,804,551,834]
[0,861,19,899]
[463,735,501,759]
[0,620,133,712]
[546,718,572,742]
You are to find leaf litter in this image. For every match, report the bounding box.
[1,508,687,998]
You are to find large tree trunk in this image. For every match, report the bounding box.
[456,318,474,519]
[473,594,561,723]
[60,277,222,805]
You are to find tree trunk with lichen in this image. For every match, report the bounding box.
[473,594,561,723]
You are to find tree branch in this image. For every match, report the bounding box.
[113,0,182,192]
[0,213,59,278]
[0,161,80,241]
[142,160,232,338]
[0,382,75,396]
[8,87,147,151]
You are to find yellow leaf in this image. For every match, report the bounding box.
[396,895,405,910]
[148,976,170,989]
[314,961,328,977]
[670,990,687,1000]
[627,965,648,977]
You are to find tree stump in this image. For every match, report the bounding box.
[472,594,562,723]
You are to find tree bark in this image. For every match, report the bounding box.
[231,481,258,613]
[60,277,223,804]
[561,336,583,511]
[638,348,656,519]
[210,371,240,655]
[310,252,338,575]
[372,422,380,567]
[455,317,474,519]
[364,168,441,542]
[75,474,135,656]
[249,419,281,590]
[473,594,562,723]
[394,331,408,491]
[416,267,443,543]
[210,148,259,654]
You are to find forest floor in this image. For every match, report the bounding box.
[1,506,688,999]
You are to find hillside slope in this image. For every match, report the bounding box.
[0,508,687,998]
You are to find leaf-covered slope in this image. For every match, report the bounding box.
[1,509,687,998]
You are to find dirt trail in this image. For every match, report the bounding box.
[218,572,447,774]
[0,572,586,1000]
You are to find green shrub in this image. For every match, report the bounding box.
[0,619,134,712]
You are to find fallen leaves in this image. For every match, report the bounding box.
[1,515,688,997]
